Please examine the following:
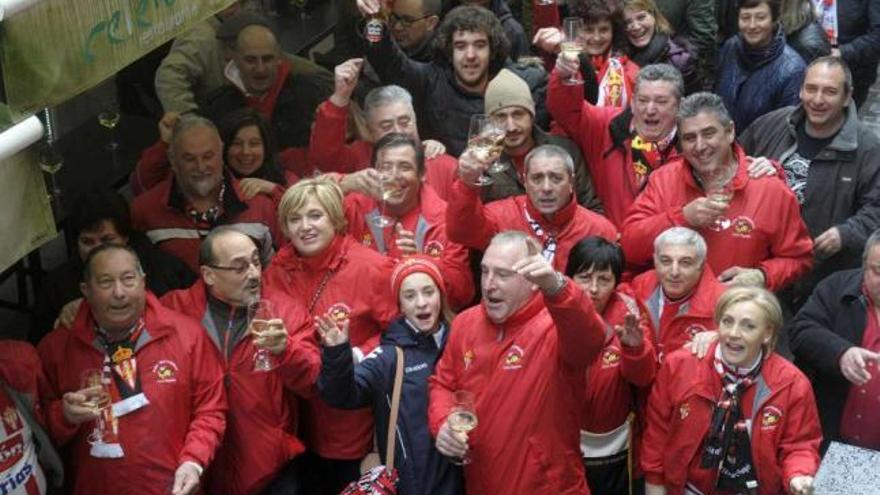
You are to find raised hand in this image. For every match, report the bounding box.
[615,313,644,348]
[330,58,364,108]
[315,313,351,347]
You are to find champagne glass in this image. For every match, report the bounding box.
[38,141,63,205]
[369,171,396,229]
[467,114,507,186]
[80,369,112,445]
[448,390,478,465]
[561,17,585,85]
[705,169,735,231]
[98,103,121,151]
[249,300,280,372]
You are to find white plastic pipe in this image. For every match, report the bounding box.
[0,115,44,161]
[0,0,40,22]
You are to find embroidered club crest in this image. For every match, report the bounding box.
[153,360,178,383]
[761,405,783,429]
[463,349,475,370]
[731,216,756,238]
[602,348,621,368]
[361,233,373,247]
[1,407,21,434]
[327,302,352,323]
[502,345,525,370]
[686,324,708,339]
[424,240,444,258]
[679,402,690,420]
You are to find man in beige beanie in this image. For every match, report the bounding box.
[483,68,602,213]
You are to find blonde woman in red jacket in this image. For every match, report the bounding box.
[642,286,821,495]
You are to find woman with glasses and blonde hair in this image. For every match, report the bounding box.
[264,178,398,495]
[642,286,822,495]
[621,0,700,94]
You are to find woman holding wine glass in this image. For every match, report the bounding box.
[264,178,398,495]
[315,256,463,495]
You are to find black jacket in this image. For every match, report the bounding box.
[318,316,463,495]
[789,268,867,448]
[443,0,529,60]
[366,28,548,156]
[787,21,832,64]
[740,104,880,300]
[837,0,880,77]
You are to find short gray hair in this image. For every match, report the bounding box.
[678,92,734,129]
[364,85,414,118]
[523,144,575,177]
[863,229,880,264]
[488,230,539,256]
[169,114,220,160]
[654,227,707,263]
[82,244,145,283]
[634,63,685,100]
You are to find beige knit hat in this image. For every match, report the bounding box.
[484,69,535,117]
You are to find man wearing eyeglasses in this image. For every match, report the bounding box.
[391,0,442,62]
[160,226,321,495]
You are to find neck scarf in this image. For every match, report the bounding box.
[812,0,839,46]
[595,56,630,108]
[523,208,557,262]
[90,319,150,458]
[700,346,763,493]
[630,126,678,191]
[187,183,226,225]
[630,33,670,68]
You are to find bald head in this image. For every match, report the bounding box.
[233,25,282,95]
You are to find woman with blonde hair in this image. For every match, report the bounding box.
[264,178,398,495]
[621,0,700,94]
[642,286,822,495]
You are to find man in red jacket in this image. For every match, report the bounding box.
[627,227,726,361]
[621,92,814,291]
[447,143,617,271]
[429,231,605,494]
[160,227,320,495]
[131,115,281,273]
[342,133,475,309]
[37,244,226,495]
[308,59,457,199]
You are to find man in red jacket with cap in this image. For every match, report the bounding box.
[621,92,813,291]
[429,230,605,494]
[161,226,320,495]
[38,244,226,495]
[447,143,617,272]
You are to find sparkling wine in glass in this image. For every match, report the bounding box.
[98,104,121,151]
[369,172,396,229]
[561,17,585,85]
[705,170,735,230]
[467,115,507,186]
[38,142,63,204]
[448,390,478,465]
[80,369,113,445]
[249,300,281,372]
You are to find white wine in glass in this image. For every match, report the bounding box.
[448,390,478,465]
[38,143,63,202]
[98,106,121,150]
[562,17,585,85]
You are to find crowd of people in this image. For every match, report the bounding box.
[4,0,880,494]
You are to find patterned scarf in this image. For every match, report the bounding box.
[700,347,762,493]
[187,183,226,225]
[523,208,557,262]
[629,127,677,191]
[90,319,150,458]
[594,56,630,108]
[812,0,839,46]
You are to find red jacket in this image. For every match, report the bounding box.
[445,178,618,272]
[37,293,227,495]
[628,267,726,361]
[131,174,281,273]
[621,145,814,291]
[641,344,822,494]
[263,236,398,459]
[428,281,605,494]
[344,185,474,309]
[546,71,680,228]
[308,99,458,201]
[160,281,321,495]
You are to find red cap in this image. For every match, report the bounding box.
[390,256,446,300]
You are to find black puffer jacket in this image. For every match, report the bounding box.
[366,28,548,156]
[787,21,832,64]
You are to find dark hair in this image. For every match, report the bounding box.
[82,244,143,283]
[371,132,426,177]
[198,226,253,267]
[806,55,853,95]
[432,5,510,75]
[565,236,625,284]
[571,0,628,53]
[69,190,133,240]
[217,107,286,185]
[738,0,781,21]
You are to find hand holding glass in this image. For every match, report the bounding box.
[447,390,478,465]
[370,171,397,229]
[80,369,112,445]
[250,300,282,372]
[561,18,585,85]
[466,115,507,186]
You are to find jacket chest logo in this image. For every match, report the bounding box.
[502,344,525,371]
[153,360,179,383]
[679,401,690,420]
[361,233,373,247]
[686,324,708,339]
[463,349,475,370]
[731,216,756,238]
[327,302,352,323]
[425,240,444,258]
[1,407,21,435]
[760,405,783,430]
[601,347,621,368]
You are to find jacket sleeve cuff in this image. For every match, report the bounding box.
[644,472,665,485]
[668,206,688,226]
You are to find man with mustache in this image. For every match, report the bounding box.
[131,115,281,273]
[160,227,320,495]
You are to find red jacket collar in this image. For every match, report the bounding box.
[683,143,751,193]
[521,193,578,229]
[691,342,798,402]
[273,234,350,273]
[482,289,545,331]
[244,58,292,119]
[69,292,173,348]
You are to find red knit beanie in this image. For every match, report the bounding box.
[390,256,446,300]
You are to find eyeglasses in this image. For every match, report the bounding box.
[389,12,434,28]
[208,258,261,276]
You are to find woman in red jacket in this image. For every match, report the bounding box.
[566,236,658,495]
[642,286,820,495]
[263,178,398,495]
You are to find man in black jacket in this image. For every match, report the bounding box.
[443,0,529,60]
[790,230,880,452]
[357,2,548,155]
[740,56,880,307]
